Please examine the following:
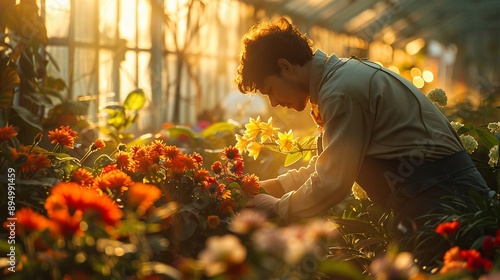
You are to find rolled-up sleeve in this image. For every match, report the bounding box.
[278,94,372,221]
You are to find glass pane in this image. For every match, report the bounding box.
[45,45,69,99]
[119,0,137,48]
[73,47,98,120]
[74,0,97,43]
[99,49,114,99]
[99,0,117,45]
[120,51,137,102]
[45,0,70,38]
[137,0,151,49]
[137,51,151,102]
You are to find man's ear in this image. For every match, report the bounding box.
[277,58,291,73]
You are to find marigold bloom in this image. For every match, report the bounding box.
[45,182,122,227]
[436,220,460,237]
[49,209,84,237]
[241,174,260,196]
[232,160,244,177]
[94,169,133,194]
[221,146,243,162]
[90,138,106,151]
[218,198,237,213]
[207,215,221,229]
[211,161,223,174]
[164,145,182,159]
[127,183,161,213]
[71,168,95,188]
[114,151,135,171]
[193,168,210,184]
[48,125,78,148]
[0,125,18,143]
[191,152,203,166]
[6,207,49,235]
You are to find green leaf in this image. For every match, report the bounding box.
[201,122,236,138]
[126,133,155,147]
[94,154,114,169]
[123,88,146,111]
[10,105,43,132]
[166,126,196,139]
[284,152,303,167]
[456,124,474,135]
[475,128,499,150]
[0,58,19,109]
[317,259,365,280]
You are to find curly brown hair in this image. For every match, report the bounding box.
[235,18,313,93]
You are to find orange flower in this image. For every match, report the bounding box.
[436,220,460,237]
[127,183,162,214]
[90,138,105,151]
[47,125,78,148]
[207,215,221,229]
[45,182,122,228]
[5,207,49,235]
[34,154,51,169]
[221,146,243,161]
[114,151,136,172]
[0,125,18,143]
[71,168,95,188]
[94,169,133,194]
[49,209,84,237]
[218,198,237,213]
[241,174,260,196]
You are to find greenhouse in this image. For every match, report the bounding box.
[1,0,500,279]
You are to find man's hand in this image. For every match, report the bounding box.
[247,194,279,219]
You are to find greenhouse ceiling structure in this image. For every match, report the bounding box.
[241,0,500,48]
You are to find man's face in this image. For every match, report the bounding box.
[259,67,310,112]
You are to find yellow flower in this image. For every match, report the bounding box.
[246,141,262,160]
[260,117,278,142]
[244,116,262,139]
[235,134,251,154]
[277,129,294,152]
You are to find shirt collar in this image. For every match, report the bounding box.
[309,49,341,105]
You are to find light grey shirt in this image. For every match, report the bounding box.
[277,49,464,220]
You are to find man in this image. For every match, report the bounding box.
[236,18,490,233]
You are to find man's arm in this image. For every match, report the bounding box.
[260,178,285,197]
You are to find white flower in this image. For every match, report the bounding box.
[450,121,464,132]
[488,122,500,134]
[489,145,499,168]
[198,234,247,276]
[459,134,478,154]
[352,182,370,200]
[426,88,448,107]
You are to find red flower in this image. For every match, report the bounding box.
[221,146,243,161]
[47,125,78,148]
[241,174,260,196]
[436,220,460,237]
[127,183,162,214]
[218,198,237,213]
[0,125,18,143]
[94,169,133,194]
[211,161,223,174]
[5,207,49,235]
[90,138,105,151]
[71,168,95,188]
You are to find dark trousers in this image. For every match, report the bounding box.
[357,151,491,234]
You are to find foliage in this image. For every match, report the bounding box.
[99,89,147,144]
